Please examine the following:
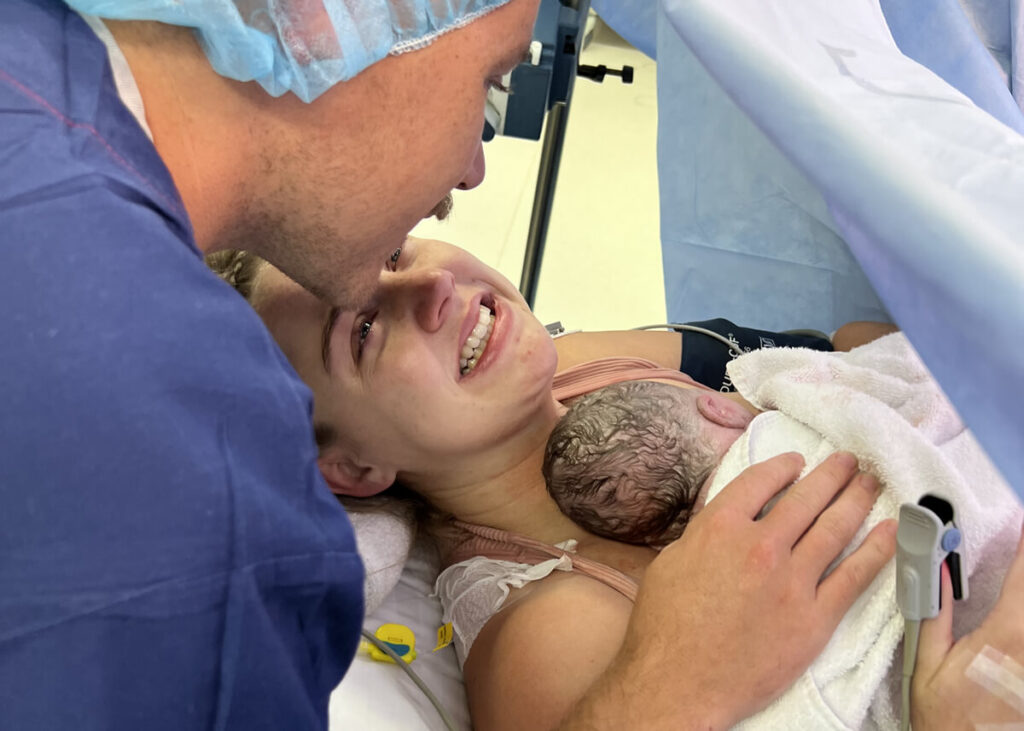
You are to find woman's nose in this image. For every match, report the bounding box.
[390,268,456,332]
[457,141,486,191]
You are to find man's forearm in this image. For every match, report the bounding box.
[556,651,724,731]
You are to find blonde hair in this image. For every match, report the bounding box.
[205,249,266,302]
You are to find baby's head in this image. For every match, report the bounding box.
[543,380,753,547]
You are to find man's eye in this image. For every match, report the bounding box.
[387,247,402,272]
[487,76,513,95]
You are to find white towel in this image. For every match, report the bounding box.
[705,333,1022,730]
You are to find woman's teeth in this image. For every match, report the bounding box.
[460,304,495,375]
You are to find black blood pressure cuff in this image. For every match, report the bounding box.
[680,318,833,392]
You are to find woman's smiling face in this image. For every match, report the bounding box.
[256,237,560,492]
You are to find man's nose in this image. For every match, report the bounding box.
[390,268,456,332]
[457,140,486,190]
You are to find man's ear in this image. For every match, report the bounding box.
[318,451,397,497]
[696,393,750,429]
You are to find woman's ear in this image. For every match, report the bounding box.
[696,393,751,429]
[318,452,397,497]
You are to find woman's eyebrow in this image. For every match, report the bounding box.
[321,305,341,373]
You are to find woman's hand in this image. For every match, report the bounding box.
[912,524,1024,729]
[562,452,897,730]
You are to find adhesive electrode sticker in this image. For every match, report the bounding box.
[966,645,1024,716]
[434,623,454,652]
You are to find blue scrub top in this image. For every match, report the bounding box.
[0,2,365,728]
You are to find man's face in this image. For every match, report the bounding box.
[243,0,540,309]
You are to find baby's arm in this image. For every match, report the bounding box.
[462,573,633,730]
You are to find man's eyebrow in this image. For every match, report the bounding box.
[321,305,341,373]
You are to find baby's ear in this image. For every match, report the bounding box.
[696,393,750,429]
[318,451,396,497]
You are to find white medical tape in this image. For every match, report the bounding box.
[966,645,1024,716]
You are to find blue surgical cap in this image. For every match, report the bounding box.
[67,0,514,102]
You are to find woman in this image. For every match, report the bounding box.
[209,237,1016,729]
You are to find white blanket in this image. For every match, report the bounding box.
[705,333,1022,730]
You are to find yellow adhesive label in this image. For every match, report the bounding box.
[434,622,454,652]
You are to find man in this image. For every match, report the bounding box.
[0,1,909,729]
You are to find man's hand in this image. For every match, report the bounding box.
[563,452,897,730]
[912,523,1024,729]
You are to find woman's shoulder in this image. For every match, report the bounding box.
[462,572,634,729]
[554,330,682,371]
[498,564,635,617]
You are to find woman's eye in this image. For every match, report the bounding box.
[356,317,374,357]
[387,247,402,272]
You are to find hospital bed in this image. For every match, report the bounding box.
[330,0,1024,726]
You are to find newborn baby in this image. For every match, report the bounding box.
[544,334,1023,729]
[543,379,755,547]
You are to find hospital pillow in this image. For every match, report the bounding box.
[347,506,416,616]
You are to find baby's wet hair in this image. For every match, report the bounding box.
[543,380,718,547]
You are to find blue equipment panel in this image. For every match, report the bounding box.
[484,0,591,141]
